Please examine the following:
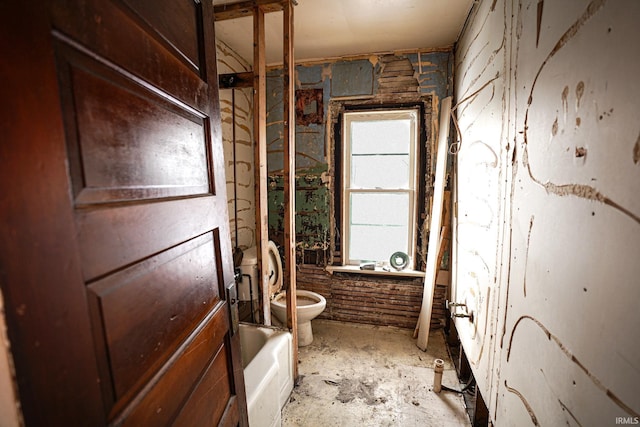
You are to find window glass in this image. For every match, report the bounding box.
[342,109,418,266]
[349,224,409,262]
[351,120,411,154]
[351,154,410,189]
[349,192,410,261]
[350,192,409,226]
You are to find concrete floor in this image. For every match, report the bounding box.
[282,320,471,427]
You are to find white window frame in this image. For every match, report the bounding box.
[341,108,419,267]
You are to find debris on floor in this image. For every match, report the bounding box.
[281,320,470,427]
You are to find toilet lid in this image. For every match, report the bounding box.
[266,240,283,298]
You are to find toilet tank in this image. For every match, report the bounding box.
[239,246,259,301]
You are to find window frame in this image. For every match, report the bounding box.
[341,108,420,268]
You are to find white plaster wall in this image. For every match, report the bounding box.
[454,0,640,424]
[216,40,256,250]
[451,0,511,408]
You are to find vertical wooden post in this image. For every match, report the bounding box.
[253,5,270,325]
[283,0,298,375]
[417,96,451,351]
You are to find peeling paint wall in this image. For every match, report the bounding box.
[454,0,640,424]
[268,166,331,251]
[264,50,453,329]
[216,40,255,250]
[266,51,453,254]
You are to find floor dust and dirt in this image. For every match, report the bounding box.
[281,320,471,427]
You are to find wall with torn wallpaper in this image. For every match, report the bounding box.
[215,40,455,328]
[216,46,454,258]
[453,0,640,424]
[266,51,453,257]
[217,40,255,251]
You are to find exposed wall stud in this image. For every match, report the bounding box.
[253,4,270,325]
[283,0,298,377]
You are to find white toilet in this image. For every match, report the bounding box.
[266,241,326,346]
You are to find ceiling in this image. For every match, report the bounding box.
[213,0,474,65]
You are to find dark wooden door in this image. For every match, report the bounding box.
[0,0,248,425]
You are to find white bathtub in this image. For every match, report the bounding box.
[239,323,293,427]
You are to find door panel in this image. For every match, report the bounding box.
[171,343,233,427]
[87,232,221,401]
[50,0,210,112]
[76,198,221,282]
[120,308,231,425]
[121,0,203,73]
[54,41,211,204]
[0,0,246,425]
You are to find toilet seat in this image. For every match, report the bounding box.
[266,240,283,299]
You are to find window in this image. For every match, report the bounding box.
[342,109,419,267]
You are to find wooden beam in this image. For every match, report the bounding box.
[435,192,452,271]
[282,0,298,375]
[253,5,270,326]
[417,96,451,351]
[219,72,254,89]
[214,0,285,21]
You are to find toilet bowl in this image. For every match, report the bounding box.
[271,290,326,346]
[266,241,326,346]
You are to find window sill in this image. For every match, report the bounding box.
[325,265,425,278]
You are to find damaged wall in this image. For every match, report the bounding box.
[451,0,510,414]
[266,50,454,329]
[453,0,640,424]
[217,40,255,250]
[215,39,455,329]
[218,42,453,327]
[266,51,453,253]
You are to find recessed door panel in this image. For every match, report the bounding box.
[121,308,231,425]
[121,0,203,73]
[55,40,211,205]
[88,232,221,400]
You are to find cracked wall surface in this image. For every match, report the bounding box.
[454,0,640,424]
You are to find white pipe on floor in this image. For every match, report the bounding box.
[433,358,444,393]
